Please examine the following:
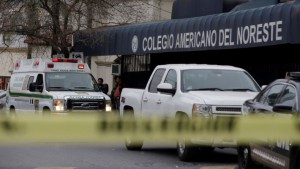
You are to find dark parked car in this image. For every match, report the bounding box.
[237,72,300,169]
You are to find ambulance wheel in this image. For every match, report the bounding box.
[9,107,16,117]
[43,107,51,115]
[124,108,143,151]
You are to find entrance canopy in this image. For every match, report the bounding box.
[73,1,300,56]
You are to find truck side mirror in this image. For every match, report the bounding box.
[157,83,176,95]
[36,85,43,93]
[29,83,37,92]
[261,85,267,90]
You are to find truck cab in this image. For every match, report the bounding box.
[7,58,111,114]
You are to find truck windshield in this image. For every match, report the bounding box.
[181,69,260,93]
[45,72,100,92]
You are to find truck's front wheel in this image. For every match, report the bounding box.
[177,138,198,161]
[124,109,143,150]
[125,137,143,150]
[176,113,197,161]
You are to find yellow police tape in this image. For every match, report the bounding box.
[0,113,299,144]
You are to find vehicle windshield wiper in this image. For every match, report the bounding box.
[230,88,256,92]
[48,87,72,91]
[187,88,224,91]
[72,86,95,91]
[73,87,91,89]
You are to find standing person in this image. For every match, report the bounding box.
[98,78,109,95]
[114,76,123,111]
[285,72,290,80]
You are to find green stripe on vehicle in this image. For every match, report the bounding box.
[9,91,53,99]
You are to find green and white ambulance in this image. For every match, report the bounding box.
[6,57,112,114]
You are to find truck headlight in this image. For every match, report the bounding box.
[105,101,112,112]
[192,104,212,117]
[53,100,64,111]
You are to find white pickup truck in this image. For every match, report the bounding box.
[120,64,261,161]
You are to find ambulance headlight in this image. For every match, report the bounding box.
[105,101,112,112]
[53,100,65,111]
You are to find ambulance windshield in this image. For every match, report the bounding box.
[45,72,100,92]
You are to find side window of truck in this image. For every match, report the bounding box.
[164,69,177,89]
[148,68,166,93]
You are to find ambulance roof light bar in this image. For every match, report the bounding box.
[52,58,78,63]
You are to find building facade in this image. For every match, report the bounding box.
[0,34,27,90]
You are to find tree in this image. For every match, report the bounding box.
[0,0,151,57]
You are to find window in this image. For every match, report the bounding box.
[0,76,10,90]
[148,69,166,93]
[164,69,177,89]
[36,74,43,86]
[181,69,260,92]
[35,74,43,92]
[277,85,297,108]
[27,76,34,90]
[259,84,284,106]
[45,73,99,92]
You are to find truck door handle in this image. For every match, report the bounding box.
[143,97,148,102]
[156,99,161,104]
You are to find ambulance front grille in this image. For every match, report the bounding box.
[66,99,105,110]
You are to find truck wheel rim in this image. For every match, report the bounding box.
[125,137,132,144]
[178,140,186,154]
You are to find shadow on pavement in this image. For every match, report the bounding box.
[140,147,237,163]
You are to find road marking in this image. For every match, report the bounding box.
[200,165,237,169]
[35,167,76,169]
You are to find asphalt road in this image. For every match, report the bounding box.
[0,142,238,169]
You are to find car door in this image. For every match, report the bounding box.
[157,69,177,118]
[267,84,297,169]
[141,68,166,117]
[250,84,295,169]
[15,74,33,112]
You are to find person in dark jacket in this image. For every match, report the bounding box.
[98,78,109,95]
[113,76,124,111]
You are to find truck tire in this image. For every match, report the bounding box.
[124,109,143,150]
[177,138,198,161]
[237,146,261,169]
[176,113,198,161]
